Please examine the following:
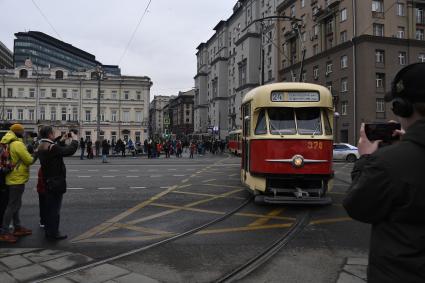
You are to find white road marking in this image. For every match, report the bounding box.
[102,176,115,178]
[88,170,99,172]
[150,175,162,178]
[168,169,177,171]
[78,176,91,178]
[98,187,116,190]
[129,186,147,189]
[129,170,139,172]
[108,170,119,172]
[69,170,79,172]
[126,176,139,178]
[173,175,185,177]
[68,188,85,190]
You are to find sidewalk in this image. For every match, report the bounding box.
[336,257,368,283]
[0,248,158,283]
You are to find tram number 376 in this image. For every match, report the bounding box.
[307,141,324,150]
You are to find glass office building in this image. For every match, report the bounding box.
[14,31,120,75]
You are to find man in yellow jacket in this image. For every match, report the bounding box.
[0,124,35,243]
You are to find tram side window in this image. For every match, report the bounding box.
[268,108,296,135]
[243,103,251,136]
[255,109,267,135]
[323,111,333,135]
[295,108,322,135]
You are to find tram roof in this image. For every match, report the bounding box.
[242,83,333,109]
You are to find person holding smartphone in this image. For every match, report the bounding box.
[343,63,425,282]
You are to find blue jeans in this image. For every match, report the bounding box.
[102,154,107,163]
[80,148,85,160]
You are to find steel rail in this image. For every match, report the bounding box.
[215,211,310,283]
[33,197,253,283]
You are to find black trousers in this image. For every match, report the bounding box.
[38,192,48,226]
[0,187,9,228]
[45,193,63,236]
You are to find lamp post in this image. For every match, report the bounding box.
[95,66,105,142]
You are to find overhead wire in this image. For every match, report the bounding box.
[118,0,152,65]
[31,0,62,40]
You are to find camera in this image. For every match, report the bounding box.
[365,123,401,143]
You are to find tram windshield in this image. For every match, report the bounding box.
[266,107,323,136]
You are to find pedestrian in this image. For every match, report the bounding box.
[156,142,162,158]
[36,167,47,229]
[343,63,425,282]
[101,139,109,163]
[86,139,93,159]
[95,140,100,157]
[79,138,85,160]
[190,141,196,159]
[176,140,182,158]
[37,126,78,240]
[0,124,36,243]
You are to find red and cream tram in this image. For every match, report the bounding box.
[228,130,242,156]
[241,83,334,205]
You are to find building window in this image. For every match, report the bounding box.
[372,0,384,13]
[326,18,334,34]
[40,89,46,98]
[111,110,117,122]
[40,107,45,120]
[86,90,92,99]
[416,29,424,40]
[238,59,247,86]
[29,109,34,121]
[29,88,35,98]
[340,31,348,43]
[326,62,333,75]
[399,51,407,65]
[124,91,129,100]
[301,0,305,8]
[19,69,28,78]
[340,8,347,22]
[326,82,332,93]
[373,24,384,36]
[6,109,12,120]
[51,89,57,98]
[100,110,105,122]
[72,89,78,99]
[341,101,348,116]
[313,44,319,55]
[341,78,348,92]
[313,66,319,79]
[100,90,105,99]
[62,89,67,99]
[340,55,348,69]
[61,107,67,121]
[123,111,130,122]
[397,3,405,16]
[136,91,142,100]
[17,109,23,120]
[51,108,57,120]
[55,70,63,80]
[85,110,91,121]
[111,91,117,100]
[72,107,78,121]
[85,131,91,141]
[290,5,295,17]
[111,131,117,143]
[375,49,385,63]
[136,111,142,122]
[301,71,306,82]
[18,88,24,98]
[376,98,385,113]
[397,26,405,38]
[419,53,425,63]
[313,25,319,37]
[417,8,424,24]
[7,88,13,98]
[376,73,385,88]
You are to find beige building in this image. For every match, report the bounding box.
[0,66,152,143]
[149,95,172,137]
[277,0,425,144]
[195,0,286,137]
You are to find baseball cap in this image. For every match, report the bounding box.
[385,63,425,103]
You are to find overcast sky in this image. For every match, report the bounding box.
[0,0,234,97]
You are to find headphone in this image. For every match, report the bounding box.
[392,97,413,118]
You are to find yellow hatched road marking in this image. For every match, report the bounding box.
[309,217,352,225]
[172,190,245,200]
[112,223,173,235]
[197,223,294,235]
[248,208,285,227]
[204,183,244,189]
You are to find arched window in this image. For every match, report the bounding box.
[19,69,28,78]
[55,70,64,80]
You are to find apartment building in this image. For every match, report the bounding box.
[0,41,13,69]
[149,95,172,137]
[195,0,285,138]
[0,65,152,142]
[167,90,195,138]
[277,0,425,144]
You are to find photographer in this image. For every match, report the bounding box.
[37,126,78,240]
[344,63,425,282]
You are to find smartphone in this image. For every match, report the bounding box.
[365,123,401,142]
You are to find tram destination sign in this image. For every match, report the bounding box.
[271,91,320,102]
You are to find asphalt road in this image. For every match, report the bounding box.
[0,153,369,282]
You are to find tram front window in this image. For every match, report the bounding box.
[255,109,267,135]
[268,108,296,135]
[295,108,322,135]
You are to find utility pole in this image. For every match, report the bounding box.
[96,66,104,142]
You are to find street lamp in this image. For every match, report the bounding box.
[95,66,105,142]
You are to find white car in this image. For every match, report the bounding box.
[333,143,360,162]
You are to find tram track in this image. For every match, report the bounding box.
[32,197,253,283]
[215,212,310,283]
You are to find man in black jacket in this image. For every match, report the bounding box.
[344,63,425,282]
[37,126,78,240]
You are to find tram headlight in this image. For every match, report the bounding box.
[292,155,305,168]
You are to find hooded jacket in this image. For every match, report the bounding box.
[0,131,34,186]
[343,119,425,283]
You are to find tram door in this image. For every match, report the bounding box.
[242,103,251,180]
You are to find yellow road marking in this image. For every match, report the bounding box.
[204,183,244,189]
[309,217,352,225]
[77,234,173,243]
[172,190,245,200]
[197,223,294,235]
[202,178,216,183]
[248,208,284,227]
[112,223,173,235]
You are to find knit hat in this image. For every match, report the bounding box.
[10,124,24,133]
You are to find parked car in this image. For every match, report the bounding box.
[333,143,360,162]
